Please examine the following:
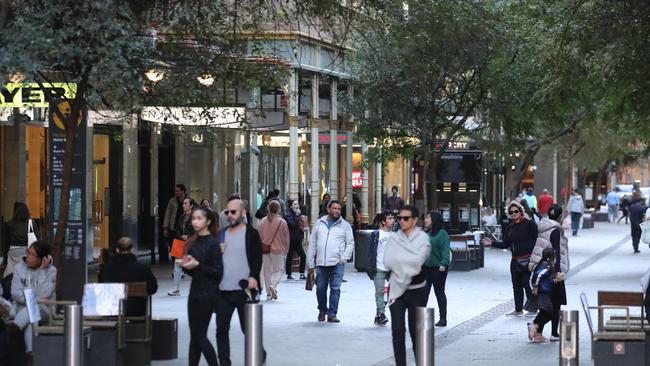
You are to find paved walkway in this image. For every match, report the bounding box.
[131,221,643,365]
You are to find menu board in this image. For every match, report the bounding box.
[48,101,88,302]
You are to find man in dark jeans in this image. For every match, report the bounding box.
[216,199,265,366]
[629,197,647,253]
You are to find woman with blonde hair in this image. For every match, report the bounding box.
[259,200,290,300]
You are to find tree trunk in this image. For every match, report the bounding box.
[505,146,540,198]
[565,146,573,205]
[51,99,82,272]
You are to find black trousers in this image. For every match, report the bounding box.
[426,266,448,318]
[533,309,553,333]
[188,298,218,366]
[216,290,266,366]
[510,260,532,312]
[285,238,306,275]
[632,222,642,251]
[389,285,430,366]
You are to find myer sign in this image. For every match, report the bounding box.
[1,83,77,108]
[141,106,246,127]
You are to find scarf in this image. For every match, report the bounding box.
[383,227,431,303]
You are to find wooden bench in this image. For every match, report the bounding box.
[581,292,647,366]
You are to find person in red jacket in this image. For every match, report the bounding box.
[537,189,554,217]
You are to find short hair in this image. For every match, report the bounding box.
[116,237,134,252]
[374,211,394,226]
[322,193,331,200]
[176,184,187,192]
[399,205,419,218]
[30,240,50,259]
[527,187,533,192]
[391,185,399,192]
[328,199,342,208]
[272,189,280,196]
[227,194,241,202]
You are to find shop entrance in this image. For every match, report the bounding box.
[92,126,123,259]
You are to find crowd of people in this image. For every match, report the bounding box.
[5,181,646,365]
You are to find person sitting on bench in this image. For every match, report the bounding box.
[98,237,158,316]
[7,241,57,362]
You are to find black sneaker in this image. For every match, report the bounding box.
[299,274,307,280]
[374,315,380,325]
[318,313,326,322]
[287,275,295,280]
[377,313,389,325]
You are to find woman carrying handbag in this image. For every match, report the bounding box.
[2,202,38,278]
[259,200,289,300]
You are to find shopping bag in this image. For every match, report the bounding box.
[305,270,315,291]
[641,222,650,245]
[27,220,37,246]
[170,238,186,258]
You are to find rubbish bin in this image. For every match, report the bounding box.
[354,229,374,272]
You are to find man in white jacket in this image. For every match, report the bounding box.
[307,200,355,323]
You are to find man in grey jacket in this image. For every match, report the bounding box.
[7,241,56,362]
[307,200,355,323]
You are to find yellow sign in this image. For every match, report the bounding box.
[52,101,83,130]
[0,83,77,108]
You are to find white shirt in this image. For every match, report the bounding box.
[376,230,392,272]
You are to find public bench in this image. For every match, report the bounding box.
[581,291,646,366]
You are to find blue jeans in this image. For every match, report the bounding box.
[315,264,345,317]
[570,212,582,235]
[608,205,618,222]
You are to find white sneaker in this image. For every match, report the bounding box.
[527,323,537,340]
[525,311,537,317]
[549,335,560,342]
[505,310,524,317]
[167,290,180,296]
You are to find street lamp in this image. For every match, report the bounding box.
[8,72,25,83]
[197,74,214,86]
[145,69,164,83]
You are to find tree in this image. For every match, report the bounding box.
[0,0,369,292]
[352,0,495,209]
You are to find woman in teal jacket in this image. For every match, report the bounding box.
[423,211,450,326]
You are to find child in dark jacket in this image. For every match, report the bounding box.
[525,247,562,343]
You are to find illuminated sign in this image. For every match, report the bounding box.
[0,83,77,107]
[141,106,245,127]
[352,170,362,188]
[319,133,348,144]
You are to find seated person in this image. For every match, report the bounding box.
[98,237,158,316]
[7,241,57,361]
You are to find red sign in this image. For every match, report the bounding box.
[318,134,348,144]
[352,170,362,188]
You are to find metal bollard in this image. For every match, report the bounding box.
[559,310,579,366]
[415,307,435,366]
[64,304,83,366]
[244,303,264,366]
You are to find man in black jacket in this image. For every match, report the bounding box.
[629,197,647,253]
[98,237,158,316]
[216,199,265,366]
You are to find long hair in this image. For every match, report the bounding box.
[426,211,444,235]
[184,207,218,255]
[267,200,281,221]
[13,202,31,222]
[536,247,556,273]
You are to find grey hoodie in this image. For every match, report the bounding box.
[11,261,57,306]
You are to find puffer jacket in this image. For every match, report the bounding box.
[529,218,569,274]
[307,216,355,268]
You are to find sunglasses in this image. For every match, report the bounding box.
[396,216,414,222]
[226,210,239,215]
[508,210,520,215]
